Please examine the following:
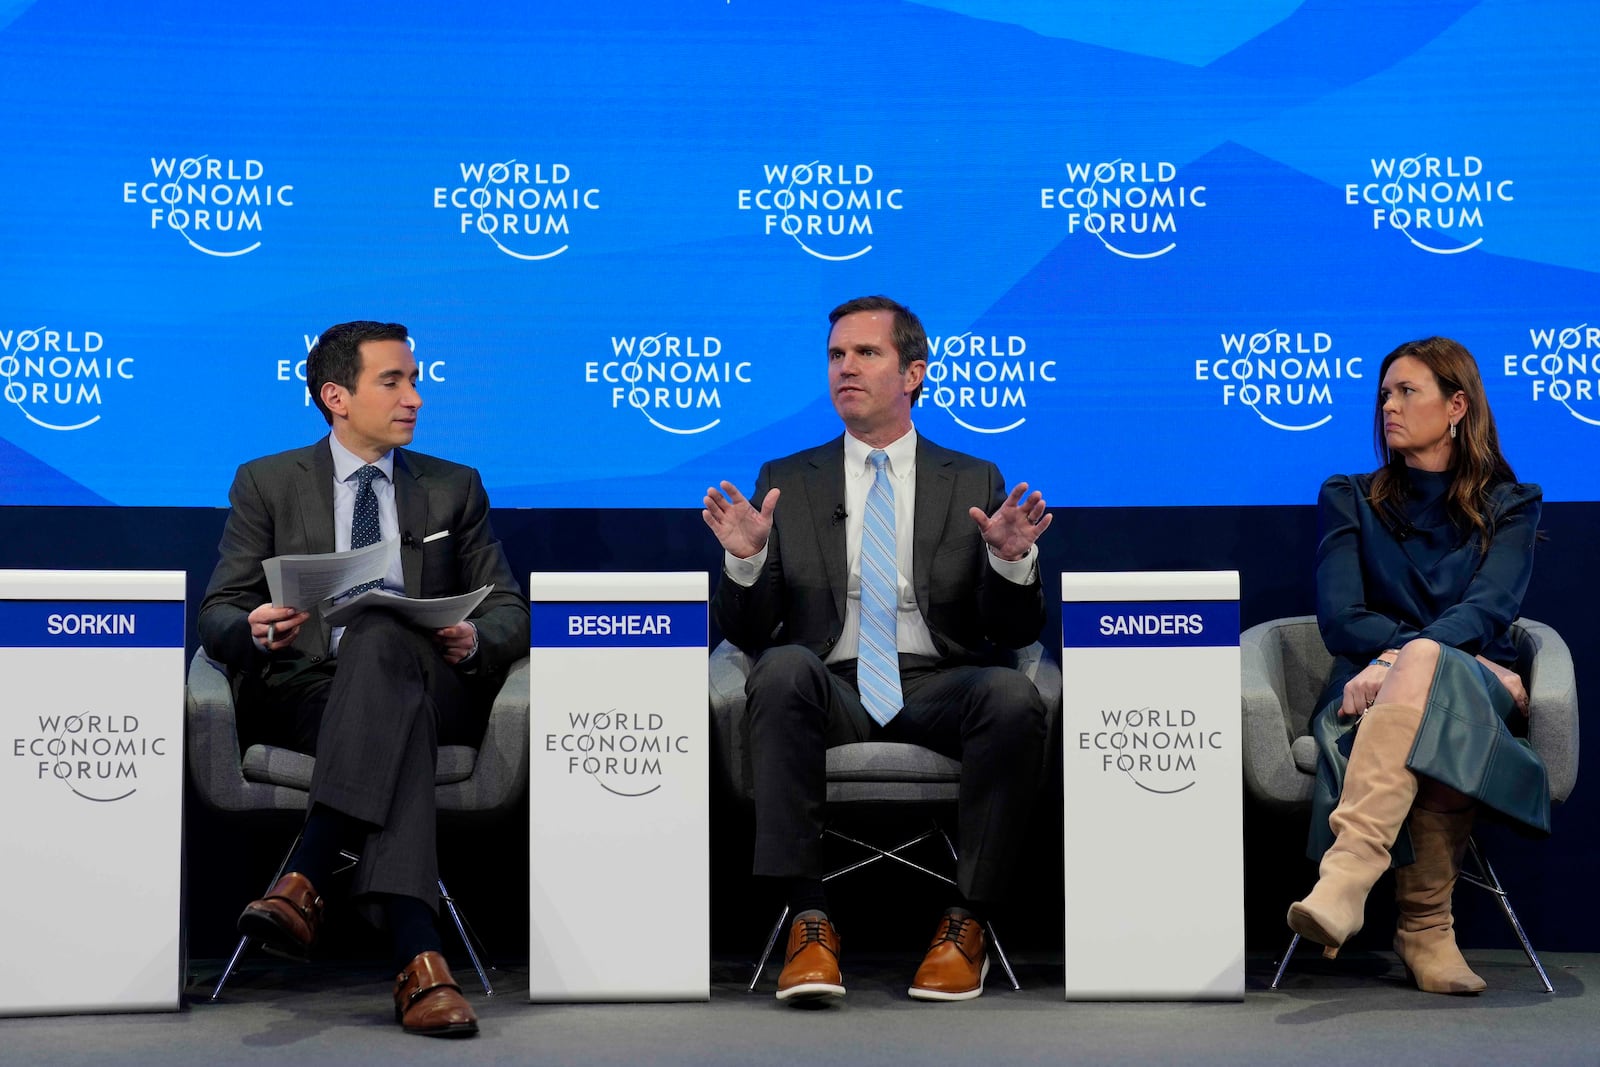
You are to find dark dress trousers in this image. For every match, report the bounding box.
[713,434,1048,902]
[198,439,529,908]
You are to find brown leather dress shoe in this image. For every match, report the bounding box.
[776,911,845,1002]
[909,910,989,1001]
[237,872,324,961]
[393,951,479,1037]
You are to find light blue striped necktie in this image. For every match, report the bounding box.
[857,449,903,726]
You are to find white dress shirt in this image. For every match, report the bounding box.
[724,425,1036,664]
[328,433,404,652]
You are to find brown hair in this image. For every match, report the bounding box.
[1368,336,1515,549]
[828,295,927,404]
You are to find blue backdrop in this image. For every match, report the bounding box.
[1,0,1595,507]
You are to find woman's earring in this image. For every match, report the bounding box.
[1450,421,1458,440]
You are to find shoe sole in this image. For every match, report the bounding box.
[237,910,313,962]
[1286,904,1348,957]
[908,956,990,1002]
[404,1021,480,1038]
[776,982,845,1002]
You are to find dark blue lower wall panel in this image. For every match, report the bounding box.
[5,503,1594,955]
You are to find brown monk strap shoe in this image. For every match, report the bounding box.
[909,909,989,1001]
[393,951,479,1037]
[776,910,844,1002]
[237,872,324,961]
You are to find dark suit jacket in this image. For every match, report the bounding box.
[712,434,1044,665]
[198,438,529,685]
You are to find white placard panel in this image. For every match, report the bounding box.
[1061,571,1243,1000]
[528,572,708,1001]
[0,570,185,1016]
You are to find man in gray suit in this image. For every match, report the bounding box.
[703,296,1052,1004]
[199,320,528,1037]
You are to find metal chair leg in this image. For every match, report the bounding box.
[749,904,792,992]
[210,834,300,1002]
[211,935,254,1003]
[1269,933,1301,990]
[749,821,1024,992]
[1458,836,1554,993]
[1273,835,1553,994]
[438,875,496,997]
[827,827,956,886]
[983,920,1022,991]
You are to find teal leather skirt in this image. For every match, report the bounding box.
[1306,644,1551,863]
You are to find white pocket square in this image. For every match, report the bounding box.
[422,530,450,544]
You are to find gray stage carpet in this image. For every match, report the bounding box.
[0,951,1592,1066]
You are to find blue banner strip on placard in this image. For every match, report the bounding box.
[0,601,184,648]
[531,601,707,648]
[1063,600,1239,648]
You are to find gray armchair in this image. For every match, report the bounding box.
[186,649,530,998]
[1240,615,1579,991]
[710,640,1061,991]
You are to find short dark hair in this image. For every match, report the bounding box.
[306,320,409,424]
[827,295,927,403]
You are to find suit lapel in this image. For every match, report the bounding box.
[805,439,848,624]
[394,450,427,599]
[297,441,337,553]
[912,437,954,616]
[292,441,337,655]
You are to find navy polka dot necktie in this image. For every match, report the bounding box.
[348,464,384,595]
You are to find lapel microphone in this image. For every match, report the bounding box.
[831,505,847,525]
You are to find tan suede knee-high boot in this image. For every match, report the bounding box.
[1393,806,1486,994]
[1287,702,1424,955]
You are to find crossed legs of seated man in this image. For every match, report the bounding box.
[748,645,1046,1003]
[236,612,485,1035]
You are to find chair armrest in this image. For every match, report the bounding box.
[438,657,530,817]
[709,641,754,800]
[186,649,254,813]
[1514,619,1580,806]
[1240,620,1315,812]
[1012,641,1061,711]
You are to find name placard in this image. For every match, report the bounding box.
[0,570,185,1017]
[1061,571,1244,1000]
[528,572,709,1001]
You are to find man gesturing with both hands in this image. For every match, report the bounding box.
[704,295,1052,1003]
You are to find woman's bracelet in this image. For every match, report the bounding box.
[1369,657,1394,668]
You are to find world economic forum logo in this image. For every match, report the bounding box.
[433,160,600,260]
[1040,159,1207,259]
[121,156,292,257]
[1343,154,1514,255]
[0,327,128,431]
[1079,706,1223,796]
[1194,330,1362,432]
[585,332,751,435]
[13,710,170,803]
[736,161,903,261]
[916,329,1055,434]
[1503,323,1600,426]
[545,707,690,798]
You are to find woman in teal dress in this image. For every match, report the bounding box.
[1287,336,1548,995]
